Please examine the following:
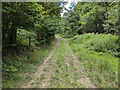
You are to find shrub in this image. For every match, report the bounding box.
[69,33,119,56]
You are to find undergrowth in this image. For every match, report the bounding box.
[69,33,119,56]
[68,33,119,88]
[2,38,57,88]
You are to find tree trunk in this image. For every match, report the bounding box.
[29,36,31,51]
[8,26,17,44]
[13,28,17,43]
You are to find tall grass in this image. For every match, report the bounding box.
[69,33,119,56]
[68,33,119,88]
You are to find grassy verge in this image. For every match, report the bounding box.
[49,40,85,88]
[2,39,57,88]
[68,33,118,88]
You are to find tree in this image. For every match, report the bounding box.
[2,2,63,46]
[60,2,119,37]
[2,2,43,45]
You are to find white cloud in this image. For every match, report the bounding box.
[65,0,72,10]
[60,0,78,17]
[75,0,78,4]
[60,0,71,17]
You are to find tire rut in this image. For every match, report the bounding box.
[22,38,59,88]
[22,37,97,88]
[62,38,97,88]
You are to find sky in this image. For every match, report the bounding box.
[61,0,78,17]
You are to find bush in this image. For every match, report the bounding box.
[69,33,119,56]
[2,56,23,79]
[68,33,119,87]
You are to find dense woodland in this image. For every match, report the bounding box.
[2,1,120,88]
[2,2,63,46]
[59,2,119,36]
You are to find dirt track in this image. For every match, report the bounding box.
[22,37,96,88]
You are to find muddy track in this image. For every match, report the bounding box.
[22,38,59,88]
